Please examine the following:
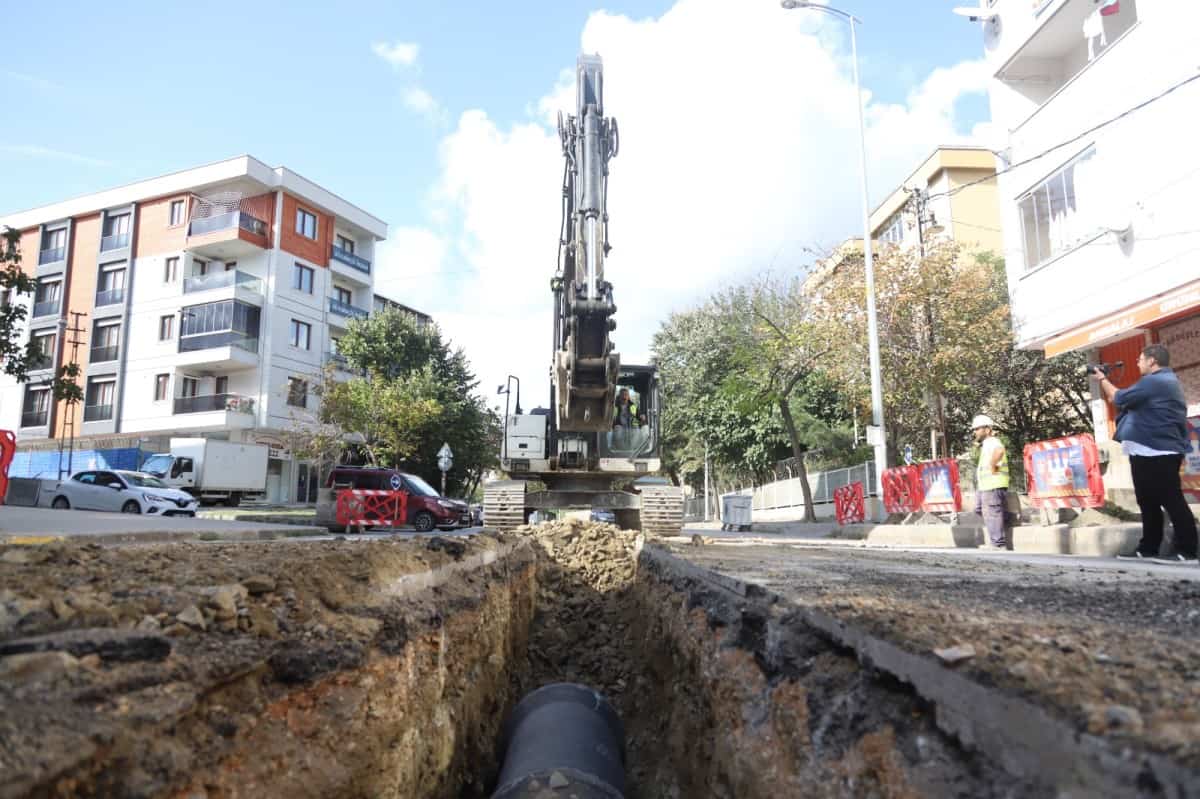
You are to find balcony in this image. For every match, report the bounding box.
[189,211,267,238]
[21,409,49,428]
[186,211,270,260]
[32,299,61,318]
[326,351,349,368]
[100,232,130,252]
[179,331,259,354]
[173,393,256,415]
[83,404,113,422]
[331,245,371,274]
[329,298,369,320]
[95,288,125,307]
[183,269,263,296]
[38,246,66,265]
[90,345,119,364]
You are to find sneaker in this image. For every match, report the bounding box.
[1151,554,1199,565]
[1116,551,1151,561]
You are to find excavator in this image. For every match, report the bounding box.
[483,54,684,535]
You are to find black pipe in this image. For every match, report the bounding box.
[491,683,626,799]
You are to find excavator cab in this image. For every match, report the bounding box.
[599,365,659,460]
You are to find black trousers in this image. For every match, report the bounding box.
[1130,454,1199,558]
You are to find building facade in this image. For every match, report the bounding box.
[0,156,388,503]
[981,0,1200,432]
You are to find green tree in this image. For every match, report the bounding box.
[1,229,47,383]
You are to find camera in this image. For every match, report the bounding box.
[1084,361,1123,377]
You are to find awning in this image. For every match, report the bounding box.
[1044,277,1200,357]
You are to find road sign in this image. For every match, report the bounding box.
[437,443,453,460]
[437,456,452,472]
[903,444,913,465]
[389,474,403,491]
[866,425,883,446]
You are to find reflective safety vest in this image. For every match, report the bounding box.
[615,401,639,428]
[976,436,1010,491]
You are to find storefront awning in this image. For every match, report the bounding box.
[1044,277,1200,357]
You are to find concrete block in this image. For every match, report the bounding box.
[1011,524,1072,554]
[1069,525,1141,557]
[838,524,983,548]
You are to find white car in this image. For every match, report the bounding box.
[51,469,200,517]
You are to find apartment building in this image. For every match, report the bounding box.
[805,145,1002,289]
[0,156,387,503]
[979,0,1200,427]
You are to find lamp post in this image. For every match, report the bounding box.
[781,0,887,504]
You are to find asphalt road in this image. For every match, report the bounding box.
[0,505,324,543]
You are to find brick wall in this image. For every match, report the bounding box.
[135,195,189,257]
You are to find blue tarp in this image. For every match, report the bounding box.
[7,447,145,479]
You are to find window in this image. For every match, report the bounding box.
[878,211,905,245]
[154,374,170,402]
[179,299,261,340]
[97,265,126,305]
[334,286,352,306]
[330,337,341,354]
[84,379,116,421]
[1018,147,1098,272]
[336,234,355,254]
[181,377,199,397]
[31,331,55,369]
[169,200,185,227]
[215,375,228,395]
[101,213,130,250]
[91,323,120,362]
[194,259,208,276]
[164,256,179,282]
[224,261,237,272]
[296,208,318,239]
[40,228,67,262]
[293,263,314,294]
[22,386,50,427]
[290,319,312,350]
[287,377,308,408]
[159,315,175,341]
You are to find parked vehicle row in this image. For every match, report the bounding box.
[316,466,472,532]
[50,470,199,516]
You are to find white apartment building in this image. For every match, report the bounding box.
[980,0,1200,437]
[0,156,388,503]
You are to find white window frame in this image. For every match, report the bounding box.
[154,374,170,402]
[168,199,185,227]
[159,315,175,341]
[1018,146,1098,273]
[164,256,179,283]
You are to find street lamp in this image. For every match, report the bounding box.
[781,0,887,504]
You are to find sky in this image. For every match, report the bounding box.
[1,0,995,412]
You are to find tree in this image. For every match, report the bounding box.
[317,366,443,467]
[1,229,46,383]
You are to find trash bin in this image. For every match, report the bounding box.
[721,494,752,532]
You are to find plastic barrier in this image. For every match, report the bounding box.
[918,459,963,513]
[0,430,16,505]
[834,481,865,525]
[1024,433,1105,509]
[882,465,923,514]
[335,489,409,530]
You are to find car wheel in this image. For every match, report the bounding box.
[413,511,435,532]
[51,496,70,510]
[121,500,142,514]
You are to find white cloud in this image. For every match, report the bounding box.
[0,144,109,166]
[371,41,420,69]
[385,0,990,411]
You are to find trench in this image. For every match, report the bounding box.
[4,525,1069,798]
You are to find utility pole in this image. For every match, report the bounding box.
[908,188,947,460]
[57,311,87,480]
[703,441,710,522]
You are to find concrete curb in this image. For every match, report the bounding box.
[0,526,329,546]
[831,521,1147,557]
[834,523,984,548]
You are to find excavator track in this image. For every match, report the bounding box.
[483,480,527,533]
[639,484,684,537]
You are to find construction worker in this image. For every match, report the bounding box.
[614,388,644,429]
[972,414,1010,549]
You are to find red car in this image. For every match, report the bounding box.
[320,467,470,532]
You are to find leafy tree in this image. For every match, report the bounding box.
[1,229,46,382]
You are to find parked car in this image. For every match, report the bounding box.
[316,466,471,532]
[590,508,617,524]
[50,470,200,516]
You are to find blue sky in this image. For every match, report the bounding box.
[1,0,987,221]
[2,0,993,402]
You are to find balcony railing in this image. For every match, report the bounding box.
[83,404,113,422]
[178,331,260,354]
[330,245,371,274]
[100,232,129,252]
[38,246,66,265]
[95,287,125,307]
[173,393,256,415]
[90,345,119,363]
[21,409,49,428]
[188,211,268,238]
[329,298,369,320]
[183,269,263,295]
[32,299,61,318]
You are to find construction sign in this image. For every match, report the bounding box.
[834,482,865,526]
[1184,416,1200,502]
[1023,434,1105,509]
[882,466,923,514]
[919,459,962,513]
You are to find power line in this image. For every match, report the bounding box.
[926,69,1200,203]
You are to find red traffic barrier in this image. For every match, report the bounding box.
[1024,434,1105,509]
[0,430,14,505]
[1184,416,1200,502]
[918,459,963,513]
[882,466,923,514]
[834,481,865,525]
[336,489,409,531]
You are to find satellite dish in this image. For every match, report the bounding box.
[952,6,998,21]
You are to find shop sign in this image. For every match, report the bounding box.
[255,436,291,460]
[1045,277,1200,357]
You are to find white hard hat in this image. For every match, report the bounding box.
[971,414,995,430]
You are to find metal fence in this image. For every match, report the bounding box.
[682,461,878,520]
